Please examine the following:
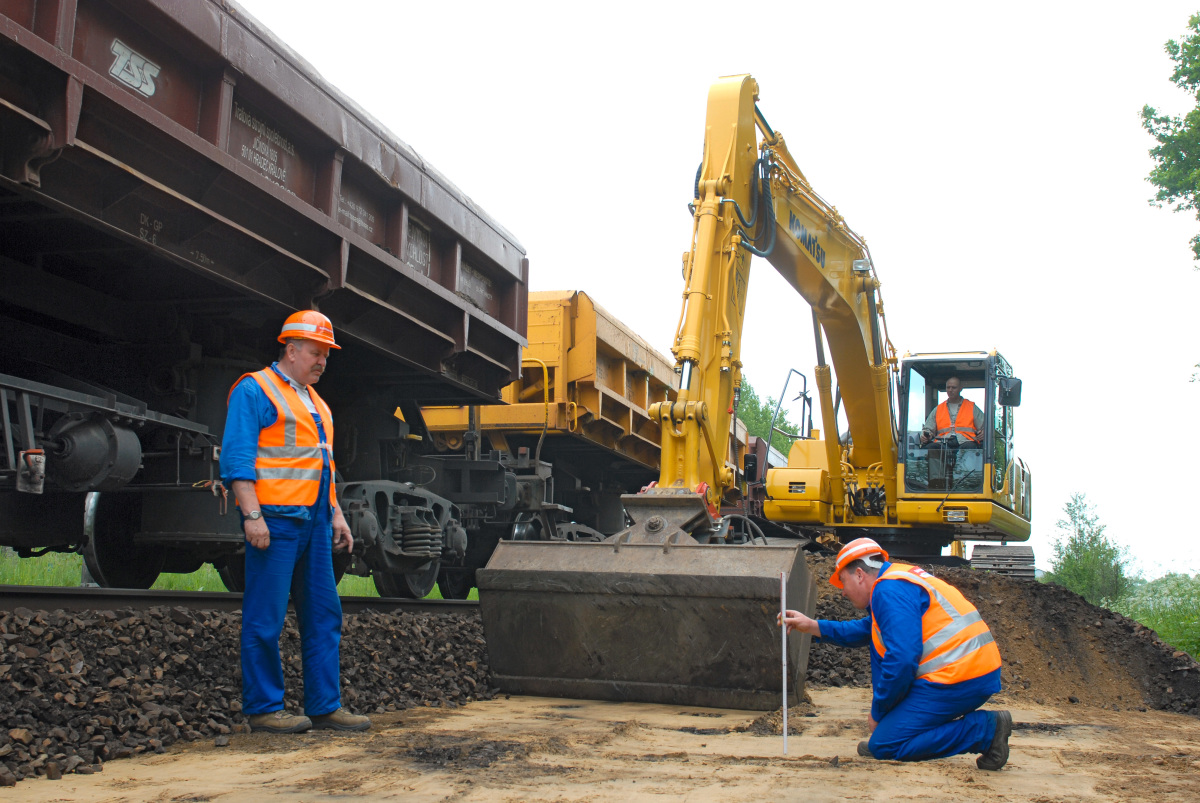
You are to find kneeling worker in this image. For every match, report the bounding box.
[781,538,1012,769]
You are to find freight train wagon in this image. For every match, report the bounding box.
[0,0,529,595]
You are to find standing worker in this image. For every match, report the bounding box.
[220,311,370,734]
[781,538,1011,769]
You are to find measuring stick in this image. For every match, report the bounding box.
[781,570,788,756]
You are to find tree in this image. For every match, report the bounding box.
[1143,14,1200,262]
[1042,493,1133,605]
[737,378,801,455]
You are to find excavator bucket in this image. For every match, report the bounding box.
[477,498,817,710]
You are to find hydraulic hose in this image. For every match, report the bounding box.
[737,157,777,258]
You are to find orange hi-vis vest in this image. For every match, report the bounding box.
[235,368,337,507]
[870,563,1001,685]
[934,399,979,442]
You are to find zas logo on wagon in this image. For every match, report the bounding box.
[109,39,161,98]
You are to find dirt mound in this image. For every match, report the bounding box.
[805,555,873,689]
[801,554,1200,716]
[746,701,819,736]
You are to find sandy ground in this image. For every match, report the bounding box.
[7,688,1200,802]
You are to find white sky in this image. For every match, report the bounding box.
[238,1,1200,578]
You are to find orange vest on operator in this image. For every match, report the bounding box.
[870,563,1001,685]
[230,368,338,508]
[934,399,979,442]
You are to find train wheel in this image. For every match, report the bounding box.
[332,551,350,586]
[217,551,346,593]
[217,554,246,592]
[436,569,475,600]
[82,493,164,589]
[373,560,439,598]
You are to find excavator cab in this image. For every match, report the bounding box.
[899,352,1019,497]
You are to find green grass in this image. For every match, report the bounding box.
[0,548,229,592]
[1109,574,1200,658]
[335,573,380,597]
[0,547,478,600]
[153,564,226,592]
[0,548,85,586]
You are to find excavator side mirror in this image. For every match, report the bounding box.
[998,377,1022,407]
[743,452,759,484]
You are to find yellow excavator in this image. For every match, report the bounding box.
[477,74,1031,710]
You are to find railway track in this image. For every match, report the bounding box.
[0,585,477,615]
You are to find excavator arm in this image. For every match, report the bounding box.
[664,74,898,523]
[650,76,759,512]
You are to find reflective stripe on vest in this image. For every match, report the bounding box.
[934,399,978,442]
[870,563,1001,685]
[234,368,337,507]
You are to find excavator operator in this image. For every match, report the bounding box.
[920,376,983,448]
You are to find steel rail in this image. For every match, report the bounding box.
[0,585,478,615]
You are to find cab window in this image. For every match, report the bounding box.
[903,366,985,493]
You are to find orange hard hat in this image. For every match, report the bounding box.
[278,310,340,349]
[829,537,889,589]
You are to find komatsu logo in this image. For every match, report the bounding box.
[789,211,825,268]
[109,40,161,98]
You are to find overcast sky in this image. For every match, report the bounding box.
[238,1,1200,578]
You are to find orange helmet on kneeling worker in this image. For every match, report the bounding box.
[278,310,340,349]
[830,537,890,589]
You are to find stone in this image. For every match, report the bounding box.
[6,730,32,746]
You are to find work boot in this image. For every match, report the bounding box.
[248,710,312,734]
[857,740,873,758]
[309,707,371,732]
[976,710,1013,771]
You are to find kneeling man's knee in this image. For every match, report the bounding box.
[867,734,901,760]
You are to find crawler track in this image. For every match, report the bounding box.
[0,585,477,614]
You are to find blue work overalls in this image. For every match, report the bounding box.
[817,571,1000,762]
[240,414,343,718]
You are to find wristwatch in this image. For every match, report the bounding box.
[246,510,263,521]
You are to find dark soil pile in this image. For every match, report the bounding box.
[0,606,492,785]
[804,554,873,688]
[802,554,1200,716]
